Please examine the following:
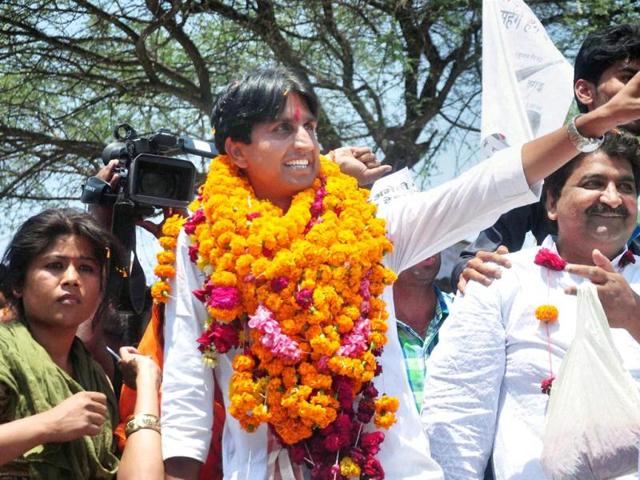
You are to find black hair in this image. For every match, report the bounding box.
[0,208,123,324]
[574,24,640,113]
[210,66,319,154]
[545,131,640,204]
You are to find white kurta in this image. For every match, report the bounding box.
[160,145,541,479]
[422,237,640,480]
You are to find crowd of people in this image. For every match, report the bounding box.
[1,22,640,480]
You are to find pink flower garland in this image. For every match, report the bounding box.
[247,304,302,362]
[338,273,373,357]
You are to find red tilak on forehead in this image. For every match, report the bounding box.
[288,93,303,122]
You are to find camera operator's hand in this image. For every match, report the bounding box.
[137,208,188,239]
[96,159,122,191]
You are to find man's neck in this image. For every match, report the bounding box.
[555,237,624,266]
[393,282,437,338]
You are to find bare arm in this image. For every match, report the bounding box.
[0,387,107,467]
[164,457,201,480]
[521,71,640,185]
[117,347,164,480]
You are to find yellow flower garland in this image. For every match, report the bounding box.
[151,214,187,303]
[185,154,397,445]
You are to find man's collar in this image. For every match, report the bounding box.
[540,235,635,270]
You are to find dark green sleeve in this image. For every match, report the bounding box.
[0,380,17,423]
[0,327,19,423]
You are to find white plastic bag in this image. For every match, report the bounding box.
[540,283,640,479]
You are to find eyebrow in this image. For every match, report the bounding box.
[42,254,100,264]
[580,173,636,183]
[618,65,639,76]
[277,110,317,123]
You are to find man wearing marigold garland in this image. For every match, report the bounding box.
[158,66,640,480]
[422,131,640,478]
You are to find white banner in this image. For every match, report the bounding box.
[481,0,574,157]
[369,167,418,207]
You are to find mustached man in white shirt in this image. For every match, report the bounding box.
[422,131,640,479]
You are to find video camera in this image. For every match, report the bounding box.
[80,124,217,328]
[82,123,216,210]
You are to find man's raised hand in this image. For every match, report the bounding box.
[329,146,392,186]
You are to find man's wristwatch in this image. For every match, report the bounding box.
[567,114,604,153]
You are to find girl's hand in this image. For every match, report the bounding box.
[41,391,107,442]
[118,346,161,391]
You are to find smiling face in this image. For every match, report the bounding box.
[546,152,638,263]
[225,92,320,211]
[17,234,103,334]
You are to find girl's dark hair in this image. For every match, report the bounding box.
[0,208,123,323]
[211,66,319,154]
[574,24,640,113]
[545,131,640,203]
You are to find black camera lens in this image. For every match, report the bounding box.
[128,153,196,208]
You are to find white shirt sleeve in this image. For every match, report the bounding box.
[421,278,507,479]
[379,144,540,273]
[161,230,214,462]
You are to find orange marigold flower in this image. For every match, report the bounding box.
[232,354,255,372]
[154,264,176,279]
[211,270,237,286]
[162,214,186,237]
[159,236,177,250]
[374,411,397,429]
[156,250,176,265]
[150,281,171,303]
[535,304,559,323]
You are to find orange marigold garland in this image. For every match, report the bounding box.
[180,154,397,478]
[151,214,187,304]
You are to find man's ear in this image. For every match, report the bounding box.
[574,79,597,111]
[545,191,559,221]
[225,137,248,168]
[12,287,22,299]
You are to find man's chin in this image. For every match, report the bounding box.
[585,224,631,248]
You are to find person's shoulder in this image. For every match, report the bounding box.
[0,320,26,345]
[503,246,539,266]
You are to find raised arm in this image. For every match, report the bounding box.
[521,70,640,184]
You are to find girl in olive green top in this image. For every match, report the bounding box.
[0,209,162,480]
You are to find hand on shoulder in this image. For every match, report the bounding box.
[458,245,511,294]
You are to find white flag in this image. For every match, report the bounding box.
[369,167,418,207]
[481,0,574,158]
